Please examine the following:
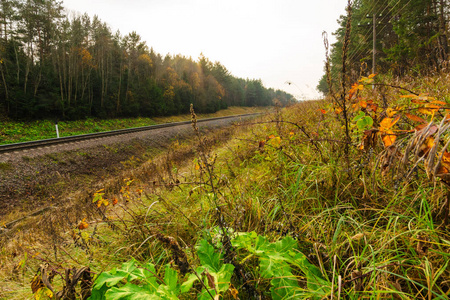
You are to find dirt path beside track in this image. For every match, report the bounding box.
[0,115,250,217]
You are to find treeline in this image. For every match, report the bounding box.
[0,0,294,120]
[318,0,449,93]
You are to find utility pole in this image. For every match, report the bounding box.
[372,13,376,75]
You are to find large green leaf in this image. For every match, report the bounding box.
[163,264,178,292]
[231,232,331,299]
[215,264,234,292]
[180,274,198,294]
[93,271,128,290]
[270,277,305,300]
[131,262,159,292]
[196,239,222,272]
[105,283,160,300]
[87,284,108,300]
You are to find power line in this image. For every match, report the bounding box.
[346,0,403,65]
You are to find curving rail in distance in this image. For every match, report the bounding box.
[0,113,260,154]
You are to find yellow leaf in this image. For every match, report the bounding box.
[335,107,343,114]
[230,288,239,299]
[386,107,397,118]
[268,136,282,148]
[368,73,377,79]
[359,100,367,108]
[379,116,400,132]
[382,130,396,147]
[31,275,44,293]
[418,104,440,115]
[34,287,53,300]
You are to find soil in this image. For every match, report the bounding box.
[0,116,247,218]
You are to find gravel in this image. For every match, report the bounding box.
[0,116,248,216]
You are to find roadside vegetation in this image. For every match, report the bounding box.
[1,0,450,299]
[3,64,450,298]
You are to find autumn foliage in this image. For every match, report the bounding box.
[321,72,450,187]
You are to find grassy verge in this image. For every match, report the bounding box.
[2,71,450,299]
[0,106,266,145]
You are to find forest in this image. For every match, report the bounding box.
[0,0,294,120]
[317,0,449,93]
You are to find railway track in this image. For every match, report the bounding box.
[0,113,259,154]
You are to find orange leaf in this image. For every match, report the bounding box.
[318,109,327,114]
[442,151,450,165]
[368,73,377,79]
[438,151,450,175]
[382,130,396,147]
[405,113,427,123]
[359,100,367,108]
[400,94,418,99]
[418,137,435,157]
[386,107,398,118]
[380,116,400,132]
[367,103,378,112]
[335,107,343,114]
[431,100,447,106]
[268,135,275,139]
[112,198,118,206]
[78,218,89,230]
[418,104,441,115]
[415,124,427,131]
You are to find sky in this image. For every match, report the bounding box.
[62,0,349,100]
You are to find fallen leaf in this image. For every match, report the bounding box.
[405,113,427,124]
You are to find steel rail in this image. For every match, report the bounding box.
[0,113,260,154]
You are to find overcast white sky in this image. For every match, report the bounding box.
[62,0,348,100]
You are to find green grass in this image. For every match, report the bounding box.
[2,79,450,299]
